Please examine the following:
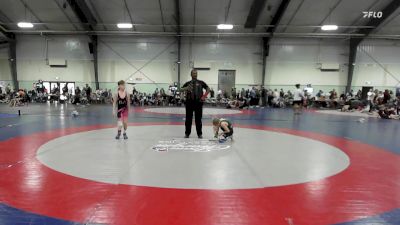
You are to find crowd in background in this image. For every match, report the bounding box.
[130,84,182,106]
[1,81,399,119]
[0,82,113,106]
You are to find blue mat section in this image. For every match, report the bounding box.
[336,208,400,225]
[0,113,18,118]
[0,203,82,225]
[2,203,400,225]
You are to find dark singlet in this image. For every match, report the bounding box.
[117,91,128,112]
[220,119,233,132]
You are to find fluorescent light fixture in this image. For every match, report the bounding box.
[117,23,133,29]
[217,24,233,30]
[17,22,34,28]
[321,25,338,31]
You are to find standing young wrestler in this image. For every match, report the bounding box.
[213,118,233,142]
[113,80,130,140]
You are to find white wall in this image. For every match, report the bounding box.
[13,35,263,92]
[266,38,348,92]
[15,35,94,89]
[353,40,400,89]
[0,48,11,82]
[6,35,400,93]
[98,36,178,91]
[265,38,400,93]
[98,37,263,91]
[181,38,263,91]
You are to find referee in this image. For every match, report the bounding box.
[181,69,210,138]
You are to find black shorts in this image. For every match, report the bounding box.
[222,128,234,138]
[292,100,303,105]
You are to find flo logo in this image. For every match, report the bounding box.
[363,11,383,18]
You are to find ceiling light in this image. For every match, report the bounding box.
[217,24,233,30]
[17,22,34,28]
[321,25,338,31]
[117,23,133,29]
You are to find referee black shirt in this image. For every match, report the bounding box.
[182,79,209,102]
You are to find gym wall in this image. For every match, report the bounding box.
[15,35,94,90]
[352,39,400,92]
[98,36,177,92]
[0,48,11,83]
[265,38,347,93]
[265,38,400,93]
[2,35,400,93]
[180,37,263,91]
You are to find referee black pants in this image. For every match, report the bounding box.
[185,100,203,136]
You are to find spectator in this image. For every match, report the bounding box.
[356,90,362,99]
[5,84,11,95]
[383,89,391,104]
[74,86,81,104]
[279,89,285,98]
[132,87,138,96]
[210,88,215,98]
[367,88,375,112]
[217,89,222,101]
[250,87,257,106]
[272,89,279,106]
[223,90,228,99]
[378,106,397,119]
[231,87,237,100]
[240,88,245,99]
[316,90,323,98]
[85,84,92,104]
[293,84,305,114]
[396,96,400,115]
[261,86,267,106]
[330,89,337,100]
[62,84,68,97]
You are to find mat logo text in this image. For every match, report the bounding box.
[363,11,383,18]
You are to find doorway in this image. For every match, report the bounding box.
[218,70,236,98]
[361,86,373,100]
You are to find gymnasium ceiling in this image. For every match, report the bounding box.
[0,0,400,40]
